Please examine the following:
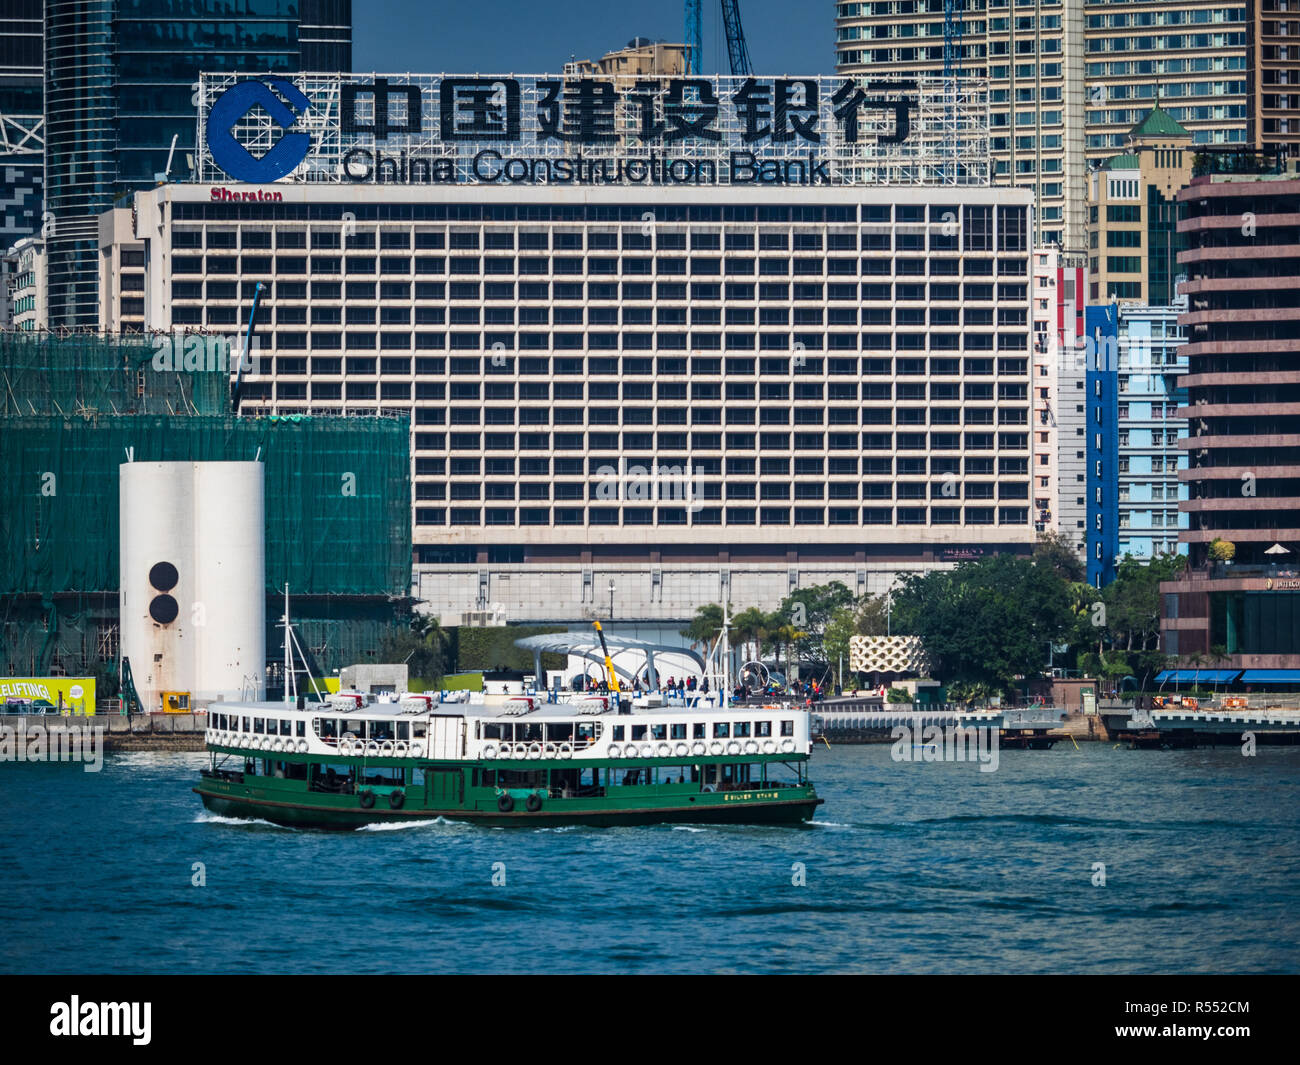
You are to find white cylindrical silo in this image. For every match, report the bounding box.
[119,461,265,712]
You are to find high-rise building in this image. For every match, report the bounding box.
[1249,0,1300,160]
[0,0,43,253]
[1160,154,1300,666]
[43,0,352,330]
[836,0,1087,251]
[1084,1,1249,161]
[1086,105,1195,303]
[102,69,1040,625]
[565,38,688,77]
[1114,303,1189,562]
[1029,244,1087,554]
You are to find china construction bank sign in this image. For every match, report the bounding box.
[196,72,989,189]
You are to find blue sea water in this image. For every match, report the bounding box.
[1,743,1297,974]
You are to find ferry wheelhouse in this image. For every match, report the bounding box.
[195,689,822,828]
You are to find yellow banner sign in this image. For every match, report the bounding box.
[0,677,97,716]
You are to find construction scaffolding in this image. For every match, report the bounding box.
[1,334,413,681]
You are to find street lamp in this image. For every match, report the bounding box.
[608,579,616,620]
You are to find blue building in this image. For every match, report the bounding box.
[43,0,352,329]
[1085,304,1119,587]
[1115,304,1189,563]
[1086,302,1190,586]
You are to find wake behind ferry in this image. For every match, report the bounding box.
[194,685,822,828]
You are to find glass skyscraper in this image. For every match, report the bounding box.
[0,0,45,252]
[44,0,352,330]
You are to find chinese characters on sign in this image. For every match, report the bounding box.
[200,73,989,187]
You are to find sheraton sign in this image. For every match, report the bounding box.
[196,72,990,189]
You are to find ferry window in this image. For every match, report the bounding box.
[520,722,543,743]
[713,722,730,738]
[734,722,752,738]
[345,719,364,737]
[670,723,687,740]
[547,722,574,742]
[650,724,667,741]
[693,723,706,739]
[296,721,306,737]
[612,725,625,741]
[631,724,648,740]
[253,718,265,733]
[280,720,293,736]
[242,717,251,732]
[482,722,509,740]
[412,723,428,739]
[396,721,409,741]
[756,721,771,737]
[371,721,395,741]
[576,722,597,745]
[317,718,338,740]
[780,720,795,736]
[412,767,426,786]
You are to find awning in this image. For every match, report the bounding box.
[1154,669,1241,683]
[1239,670,1300,685]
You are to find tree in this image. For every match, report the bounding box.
[732,605,769,666]
[681,603,727,656]
[822,606,856,686]
[1033,529,1086,584]
[779,581,854,664]
[890,554,1072,694]
[1208,538,1236,563]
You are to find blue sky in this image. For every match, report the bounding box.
[353,0,835,76]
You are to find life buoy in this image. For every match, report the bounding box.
[781,739,795,753]
[656,742,671,758]
[608,743,622,757]
[527,743,542,760]
[558,743,573,757]
[410,743,424,758]
[709,741,723,756]
[389,789,405,810]
[359,790,376,809]
[544,743,557,758]
[640,743,654,758]
[380,740,395,756]
[674,742,689,757]
[394,741,408,757]
[762,740,776,754]
[271,738,283,753]
[298,740,309,754]
[726,741,741,756]
[482,743,498,759]
[744,740,759,755]
[497,793,514,813]
[692,742,706,757]
[366,740,379,755]
[525,793,543,813]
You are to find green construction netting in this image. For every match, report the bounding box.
[0,331,227,418]
[2,414,411,597]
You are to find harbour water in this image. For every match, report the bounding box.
[1,743,1297,974]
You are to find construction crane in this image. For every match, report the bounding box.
[592,620,622,694]
[943,0,964,81]
[684,0,752,77]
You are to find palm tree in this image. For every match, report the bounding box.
[732,606,768,670]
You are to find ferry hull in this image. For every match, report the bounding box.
[195,784,822,830]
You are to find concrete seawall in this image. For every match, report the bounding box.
[0,713,208,752]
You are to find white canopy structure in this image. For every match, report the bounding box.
[513,632,706,688]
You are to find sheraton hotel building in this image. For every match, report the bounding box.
[102,75,1042,626]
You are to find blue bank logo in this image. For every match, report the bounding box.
[207,79,312,182]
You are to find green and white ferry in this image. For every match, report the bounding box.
[195,685,823,828]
